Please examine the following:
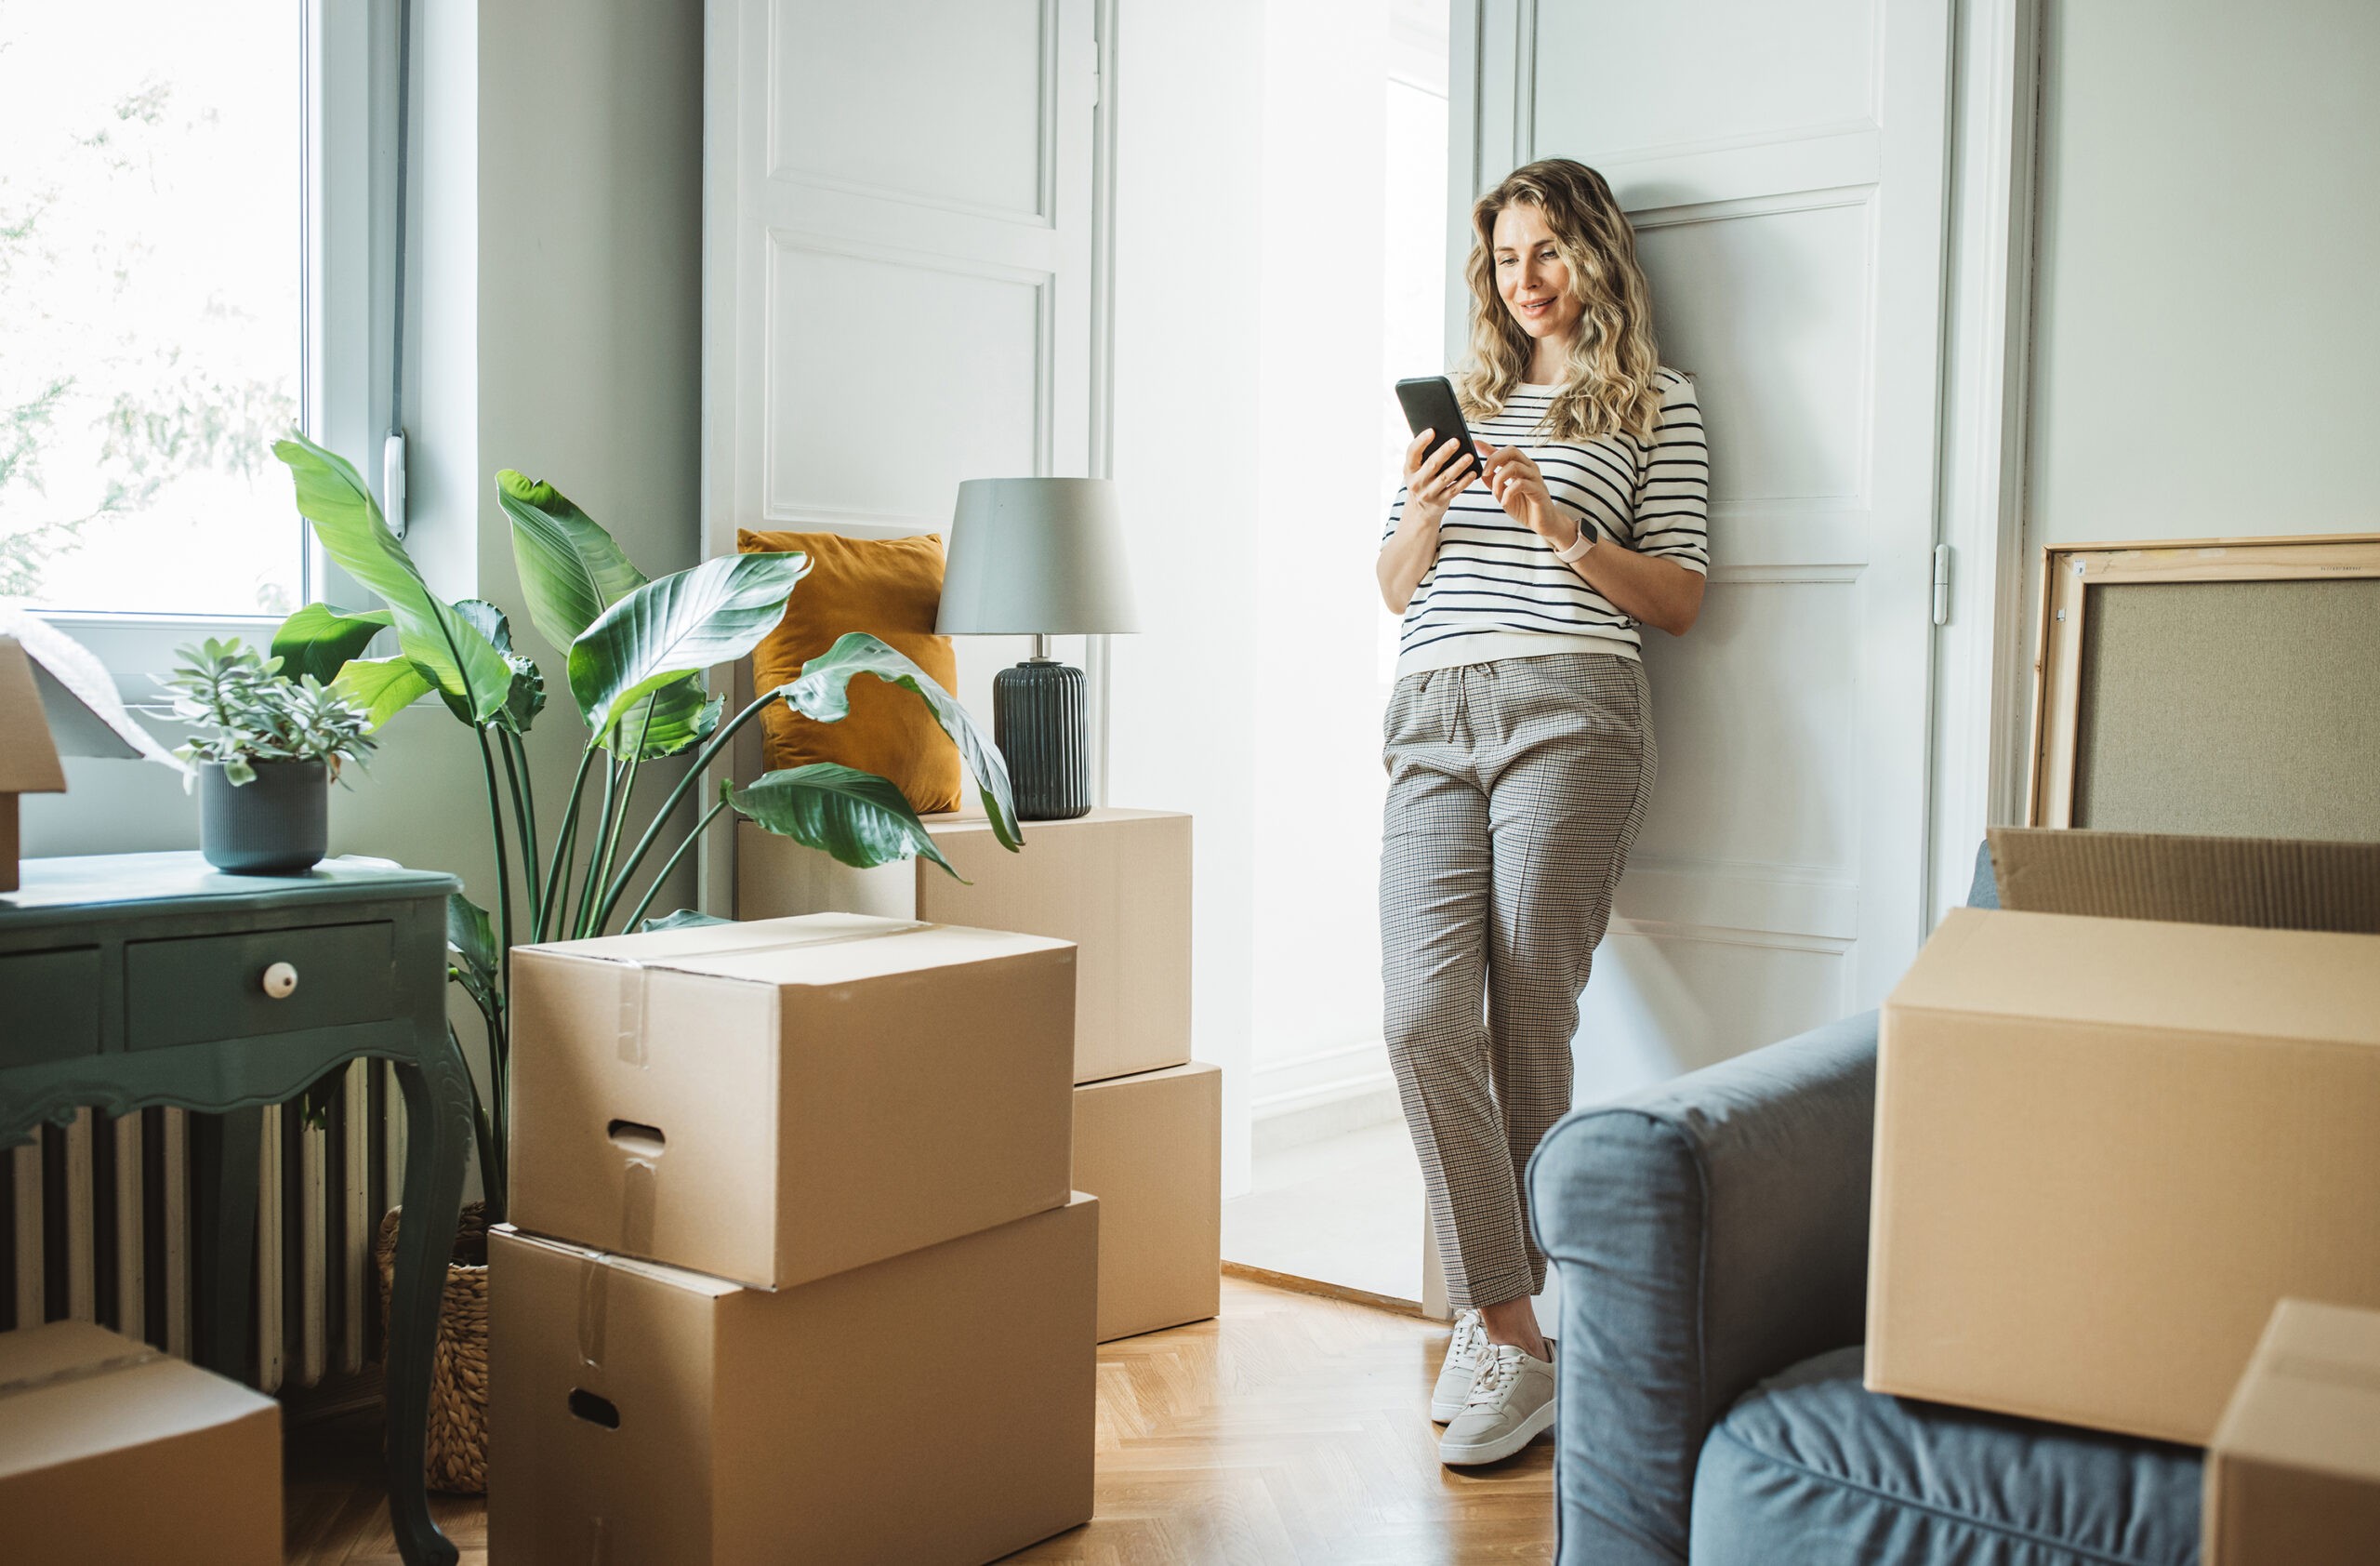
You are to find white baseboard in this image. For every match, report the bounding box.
[1251,1039,1401,1155]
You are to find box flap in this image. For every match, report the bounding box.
[0,639,67,794]
[1989,828,2380,933]
[519,910,1071,985]
[1890,907,2380,1046]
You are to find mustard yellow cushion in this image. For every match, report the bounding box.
[738,529,962,814]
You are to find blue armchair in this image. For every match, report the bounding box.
[1526,847,2202,1565]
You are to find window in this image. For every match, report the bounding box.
[0,1,315,620]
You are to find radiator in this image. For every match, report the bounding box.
[0,1060,408,1393]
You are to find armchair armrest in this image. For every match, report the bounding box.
[1526,1011,1879,1566]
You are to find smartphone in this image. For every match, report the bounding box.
[1395,376,1480,470]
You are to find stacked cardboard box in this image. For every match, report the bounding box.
[743,808,1223,1342]
[490,913,1096,1565]
[1867,829,2380,1443]
[0,1320,282,1564]
[2204,1299,2380,1565]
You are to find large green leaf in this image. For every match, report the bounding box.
[271,604,391,684]
[445,893,498,1014]
[566,551,810,745]
[731,764,959,875]
[608,676,722,760]
[496,471,649,652]
[272,431,513,723]
[330,657,437,729]
[774,631,1021,851]
[451,599,548,734]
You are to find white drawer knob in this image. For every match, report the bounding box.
[261,962,299,1000]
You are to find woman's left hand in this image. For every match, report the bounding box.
[1478,443,1567,543]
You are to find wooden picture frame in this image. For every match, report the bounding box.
[2027,533,2380,829]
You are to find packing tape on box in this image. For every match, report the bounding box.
[574,1163,658,1368]
[2272,1351,2380,1396]
[0,1346,161,1400]
[575,1253,612,1370]
[608,922,937,1068]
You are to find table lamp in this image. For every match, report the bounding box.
[937,477,1139,821]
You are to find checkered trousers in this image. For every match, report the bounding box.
[1379,652,1656,1309]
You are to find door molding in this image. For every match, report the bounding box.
[1926,0,2043,922]
[694,0,1118,915]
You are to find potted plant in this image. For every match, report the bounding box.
[157,637,377,874]
[263,431,1020,1491]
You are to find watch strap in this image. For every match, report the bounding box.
[1555,524,1598,564]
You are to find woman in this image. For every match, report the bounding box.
[1377,159,1708,1467]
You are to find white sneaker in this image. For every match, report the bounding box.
[1429,1308,1487,1423]
[1438,1341,1556,1466]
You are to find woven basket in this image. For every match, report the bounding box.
[375,1201,491,1495]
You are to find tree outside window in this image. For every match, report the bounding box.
[0,0,304,617]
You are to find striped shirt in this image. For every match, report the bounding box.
[1383,368,1709,677]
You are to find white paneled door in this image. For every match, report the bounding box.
[1456,0,1954,1084]
[699,0,1103,908]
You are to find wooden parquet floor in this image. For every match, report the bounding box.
[286,1275,1554,1565]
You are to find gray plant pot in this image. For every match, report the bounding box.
[198,759,329,875]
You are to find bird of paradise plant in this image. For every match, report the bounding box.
[265,431,1018,1215]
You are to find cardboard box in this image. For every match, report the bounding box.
[510,912,1077,1290]
[740,807,1192,1083]
[488,1196,1098,1565]
[1074,1060,1221,1341]
[0,636,68,894]
[0,1320,281,1564]
[1867,832,2380,1444]
[2204,1299,2380,1566]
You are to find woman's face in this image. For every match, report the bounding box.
[1491,202,1582,349]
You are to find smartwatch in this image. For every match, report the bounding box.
[1555,524,1598,564]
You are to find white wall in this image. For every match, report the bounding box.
[2011,0,2380,802]
[1104,0,1266,1195]
[1248,0,1394,1103]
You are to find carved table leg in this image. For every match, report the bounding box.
[191,1108,262,1381]
[385,1033,473,1566]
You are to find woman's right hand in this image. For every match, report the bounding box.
[1400,430,1476,528]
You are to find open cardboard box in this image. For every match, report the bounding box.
[1866,829,2380,1444]
[0,637,69,892]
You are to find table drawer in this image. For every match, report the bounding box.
[0,947,103,1068]
[126,921,397,1050]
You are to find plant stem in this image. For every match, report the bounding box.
[498,728,542,934]
[456,1020,499,1217]
[473,724,516,1004]
[486,1004,509,1220]
[592,692,775,930]
[574,753,623,940]
[578,701,657,938]
[617,796,730,935]
[536,746,598,944]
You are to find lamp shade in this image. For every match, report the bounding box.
[936,478,1140,636]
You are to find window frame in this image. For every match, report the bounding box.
[36,0,384,689]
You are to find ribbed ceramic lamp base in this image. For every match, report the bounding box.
[993,659,1090,821]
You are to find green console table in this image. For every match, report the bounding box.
[0,852,471,1566]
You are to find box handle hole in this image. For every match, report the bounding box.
[569,1388,621,1428]
[606,1120,666,1159]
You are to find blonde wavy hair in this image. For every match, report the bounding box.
[1455,159,1664,445]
